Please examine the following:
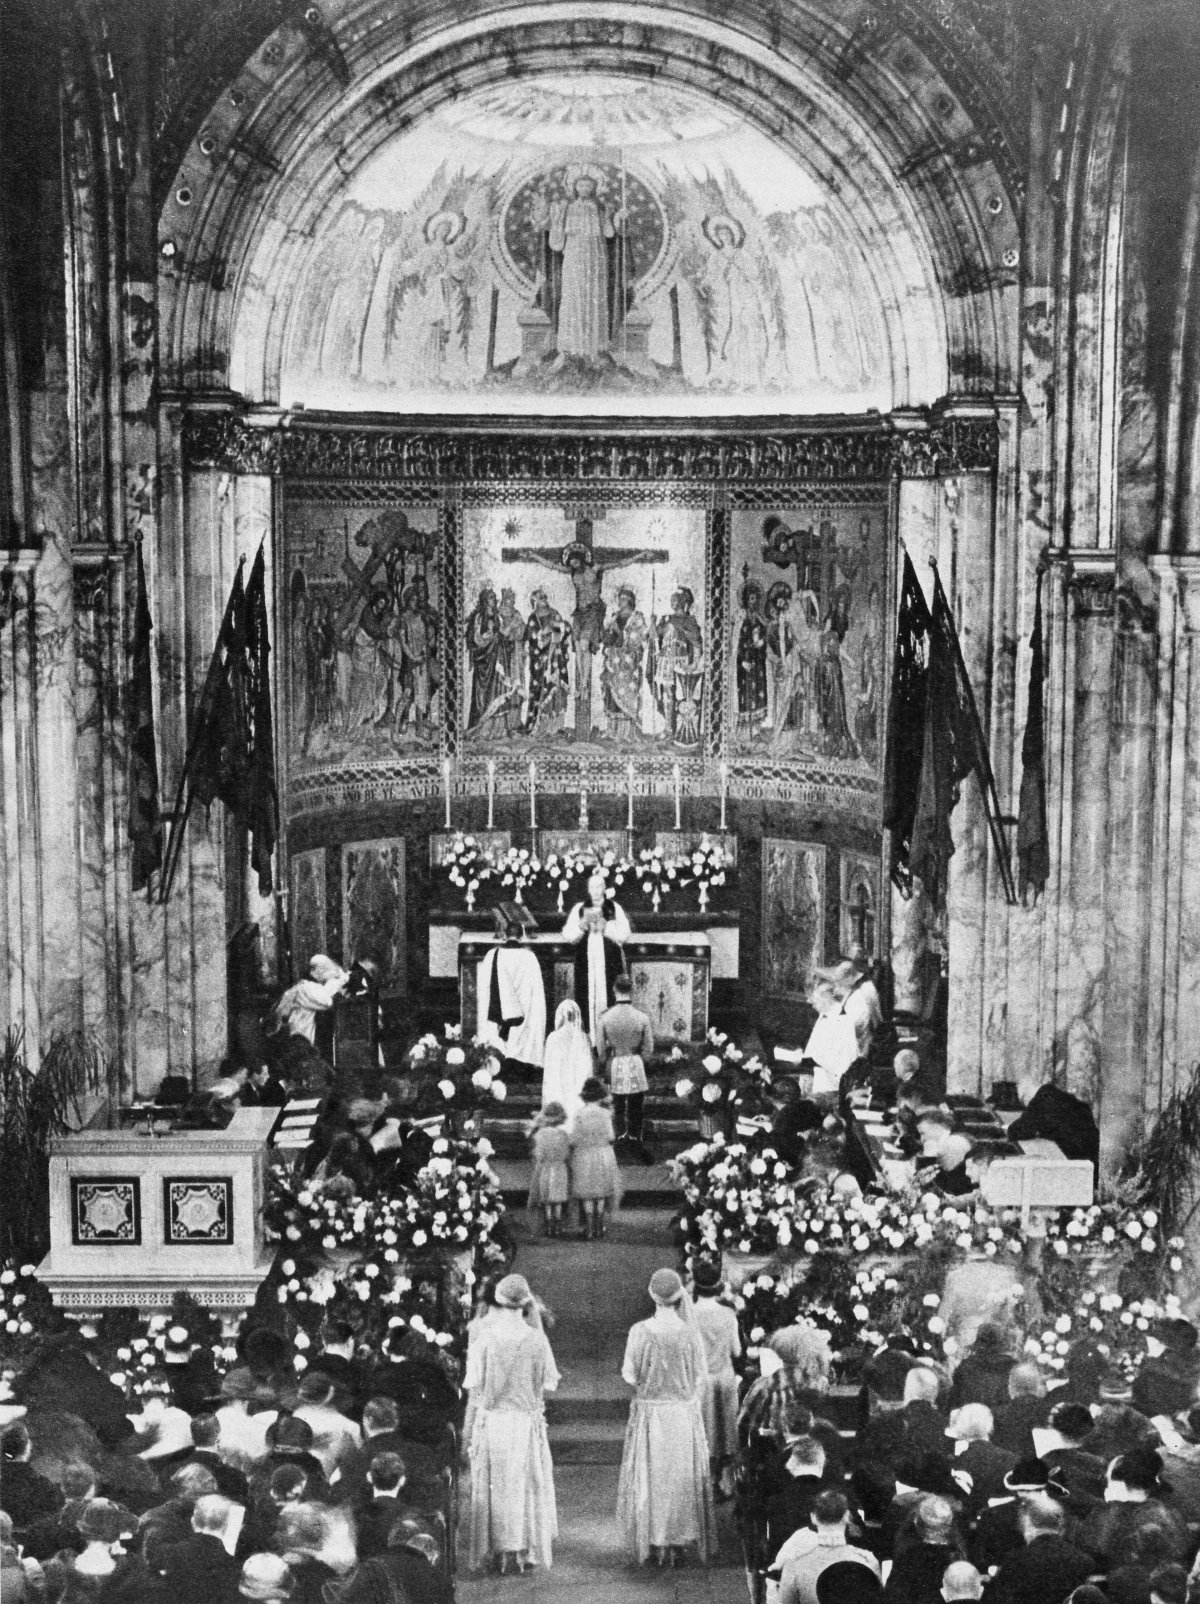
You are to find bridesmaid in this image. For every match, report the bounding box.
[616,1267,715,1567]
[466,1273,560,1574]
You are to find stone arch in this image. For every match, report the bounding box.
[156,1,1023,408]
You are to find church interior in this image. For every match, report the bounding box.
[5,1,1200,1601]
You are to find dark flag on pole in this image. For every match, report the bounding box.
[129,539,162,893]
[1016,568,1050,903]
[159,561,250,903]
[244,545,278,895]
[910,564,1017,909]
[883,552,933,893]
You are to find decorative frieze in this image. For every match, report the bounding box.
[183,411,1001,483]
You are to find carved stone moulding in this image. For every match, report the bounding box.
[1064,550,1117,619]
[182,410,1000,483]
[42,1275,272,1311]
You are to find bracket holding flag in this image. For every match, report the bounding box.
[159,542,278,905]
[883,547,1017,910]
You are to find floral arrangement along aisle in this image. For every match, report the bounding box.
[669,1130,1189,1384]
[405,1025,509,1117]
[266,1130,508,1381]
[669,1029,776,1137]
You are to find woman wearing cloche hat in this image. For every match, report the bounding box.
[616,1268,715,1568]
[465,1273,560,1576]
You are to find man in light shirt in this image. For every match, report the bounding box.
[775,1489,881,1604]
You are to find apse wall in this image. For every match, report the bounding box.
[251,419,897,1007]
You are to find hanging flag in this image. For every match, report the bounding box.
[128,539,162,893]
[1016,569,1050,903]
[244,544,278,895]
[159,560,250,902]
[883,552,933,893]
[910,565,1017,908]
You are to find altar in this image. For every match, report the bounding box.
[458,931,712,1043]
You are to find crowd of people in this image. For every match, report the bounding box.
[733,1305,1200,1604]
[0,1313,462,1604]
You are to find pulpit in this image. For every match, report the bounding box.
[459,931,711,1043]
[36,1107,278,1313]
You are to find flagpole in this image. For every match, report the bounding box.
[159,555,248,904]
[929,560,1018,905]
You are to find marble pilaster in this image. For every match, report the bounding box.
[30,537,85,1041]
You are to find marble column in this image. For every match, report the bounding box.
[1055,553,1116,1112]
[72,549,127,1076]
[1146,558,1200,1103]
[0,556,43,1059]
[1099,600,1157,1171]
[941,470,995,1096]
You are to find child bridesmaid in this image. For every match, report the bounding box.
[527,1102,571,1238]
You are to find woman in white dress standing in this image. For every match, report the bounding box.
[540,999,593,1116]
[562,872,631,1046]
[466,1273,560,1574]
[616,1267,715,1567]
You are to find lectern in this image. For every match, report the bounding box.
[36,1107,277,1313]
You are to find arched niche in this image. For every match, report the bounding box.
[156,2,1022,412]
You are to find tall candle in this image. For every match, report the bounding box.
[719,761,729,832]
[442,758,452,830]
[673,762,682,831]
[486,759,496,830]
[627,759,635,830]
[529,760,537,829]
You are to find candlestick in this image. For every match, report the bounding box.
[486,759,496,830]
[673,762,682,831]
[627,760,635,830]
[529,760,537,829]
[442,758,452,830]
[579,786,588,830]
[719,761,729,832]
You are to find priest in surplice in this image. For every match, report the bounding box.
[476,905,547,1077]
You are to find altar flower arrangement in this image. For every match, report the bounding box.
[441,832,493,908]
[682,839,729,910]
[633,847,678,910]
[496,845,542,901]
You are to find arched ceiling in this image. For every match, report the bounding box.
[157,0,1024,417]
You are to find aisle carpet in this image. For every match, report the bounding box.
[456,1208,747,1604]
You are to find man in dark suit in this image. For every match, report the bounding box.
[337,1397,449,1511]
[764,1436,837,1560]
[944,1404,1017,1515]
[149,1493,243,1604]
[1041,1402,1108,1515]
[1132,1319,1200,1419]
[171,1414,250,1504]
[309,1319,366,1419]
[1007,1081,1100,1172]
[985,1493,1095,1604]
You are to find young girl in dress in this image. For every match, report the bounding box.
[568,1077,621,1240]
[527,1102,571,1238]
